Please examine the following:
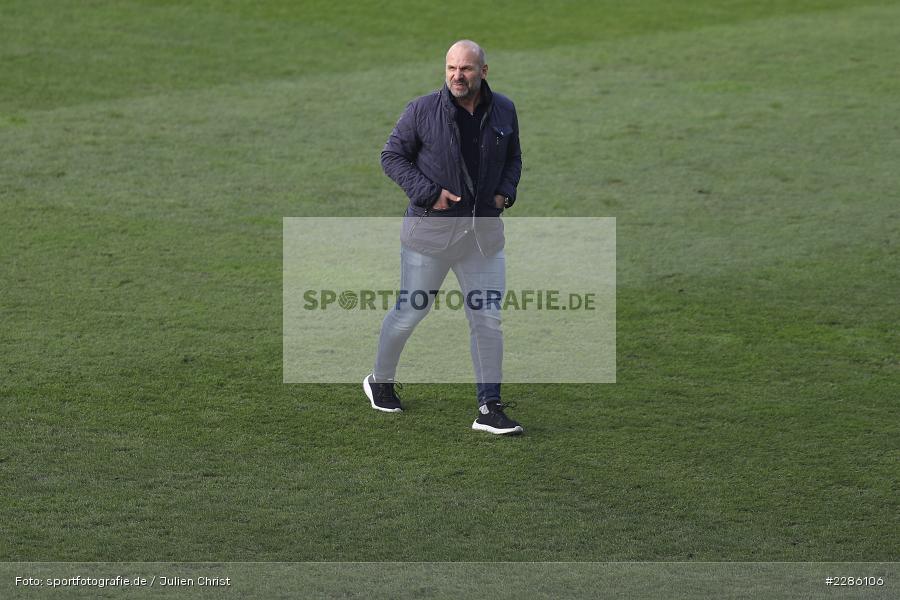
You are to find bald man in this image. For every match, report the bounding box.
[364,40,523,435]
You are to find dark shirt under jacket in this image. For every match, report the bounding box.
[454,99,487,204]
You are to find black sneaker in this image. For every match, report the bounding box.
[363,373,403,413]
[472,401,523,435]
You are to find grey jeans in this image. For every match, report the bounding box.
[373,233,505,404]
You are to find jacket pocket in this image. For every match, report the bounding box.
[492,124,513,153]
[401,211,457,252]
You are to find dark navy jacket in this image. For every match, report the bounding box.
[381,80,522,255]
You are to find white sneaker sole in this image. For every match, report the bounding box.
[471,421,524,435]
[363,374,402,413]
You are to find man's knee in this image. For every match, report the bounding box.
[390,302,434,332]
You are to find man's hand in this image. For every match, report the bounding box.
[494,194,506,209]
[433,188,461,211]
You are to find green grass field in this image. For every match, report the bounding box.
[2,0,898,585]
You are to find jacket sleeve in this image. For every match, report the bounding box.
[494,107,522,205]
[381,101,441,207]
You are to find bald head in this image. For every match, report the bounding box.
[445,40,488,102]
[447,40,486,68]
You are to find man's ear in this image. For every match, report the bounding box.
[482,63,488,78]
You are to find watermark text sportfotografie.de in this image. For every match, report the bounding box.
[302,289,597,311]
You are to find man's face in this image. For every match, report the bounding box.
[445,47,487,100]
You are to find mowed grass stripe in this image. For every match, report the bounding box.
[0,0,879,112]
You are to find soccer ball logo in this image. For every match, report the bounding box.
[338,290,358,310]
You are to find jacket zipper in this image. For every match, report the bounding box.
[472,105,493,256]
[409,207,429,239]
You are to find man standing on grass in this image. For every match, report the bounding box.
[363,40,524,435]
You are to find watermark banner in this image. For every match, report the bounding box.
[2,562,897,599]
[283,217,615,383]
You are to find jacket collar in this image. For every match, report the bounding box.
[441,78,493,113]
